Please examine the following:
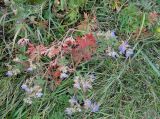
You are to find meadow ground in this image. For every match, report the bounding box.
[0,0,160,119]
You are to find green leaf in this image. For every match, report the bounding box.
[18,54,28,61]
[68,10,78,21]
[35,77,46,85]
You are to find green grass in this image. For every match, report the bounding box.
[0,0,160,119]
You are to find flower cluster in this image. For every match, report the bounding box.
[65,74,99,115]
[73,75,95,92]
[5,64,21,77]
[105,47,119,59]
[118,41,134,58]
[5,68,20,77]
[5,59,36,77]
[65,97,99,115]
[58,66,69,80]
[96,30,134,59]
[21,78,43,104]
[106,40,134,59]
[84,99,99,112]
[65,96,82,115]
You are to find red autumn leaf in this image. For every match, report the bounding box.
[64,37,76,46]
[76,33,96,49]
[62,37,76,53]
[49,59,58,68]
[47,58,59,76]
[71,47,92,63]
[55,79,62,85]
[26,43,38,61]
[26,43,48,61]
[71,33,97,63]
[47,46,60,58]
[71,48,83,64]
[52,70,62,86]
[62,43,69,53]
[36,45,48,55]
[53,70,61,78]
[83,50,92,60]
[27,43,36,54]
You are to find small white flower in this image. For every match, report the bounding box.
[31,85,42,92]
[21,84,28,90]
[23,97,32,104]
[12,69,20,75]
[35,92,43,98]
[13,57,20,62]
[6,71,13,77]
[26,67,33,72]
[60,73,69,80]
[108,51,119,58]
[30,64,37,70]
[76,107,82,112]
[125,48,134,58]
[59,66,68,73]
[65,108,74,115]
[106,47,119,59]
[21,84,32,93]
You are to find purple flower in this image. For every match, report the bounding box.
[73,79,81,89]
[21,84,32,93]
[6,71,13,77]
[111,31,116,37]
[35,92,43,98]
[69,96,77,106]
[90,102,99,112]
[84,99,92,109]
[65,108,74,115]
[125,48,134,58]
[26,67,33,72]
[21,84,28,90]
[119,41,130,54]
[81,80,92,92]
